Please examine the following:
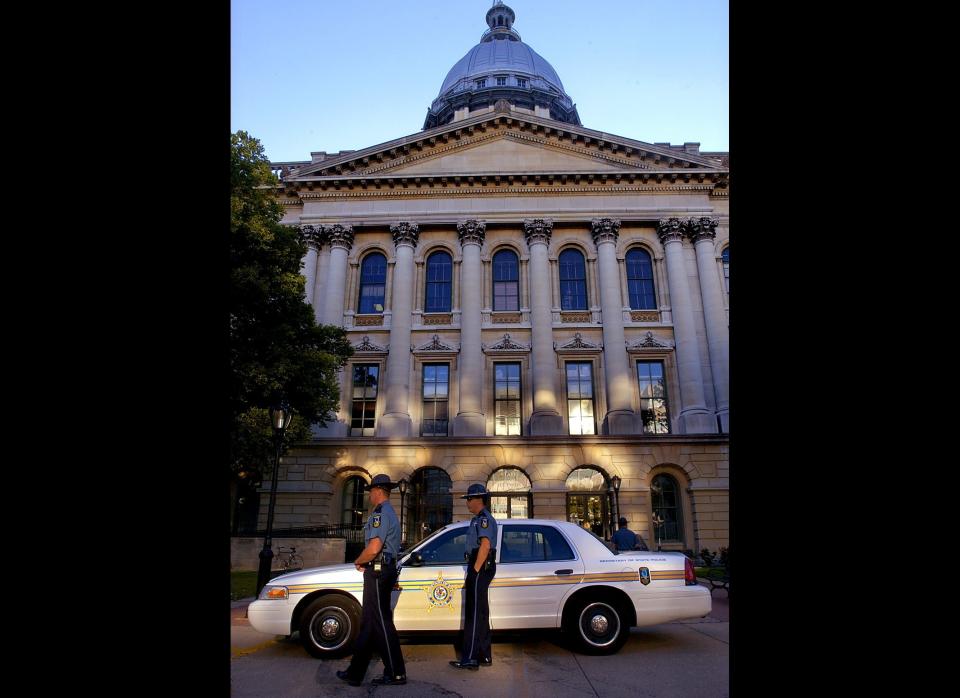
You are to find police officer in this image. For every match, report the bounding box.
[450,483,498,670]
[337,474,407,687]
[611,516,650,552]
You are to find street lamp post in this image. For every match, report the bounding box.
[652,512,664,552]
[256,399,293,597]
[610,475,622,529]
[398,478,408,550]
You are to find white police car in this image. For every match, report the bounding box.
[247,519,711,657]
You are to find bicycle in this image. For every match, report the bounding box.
[276,545,304,571]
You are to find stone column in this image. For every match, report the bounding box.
[323,224,354,327]
[453,219,486,436]
[311,226,331,325]
[299,225,320,306]
[524,219,564,435]
[591,218,639,434]
[377,221,419,437]
[688,217,729,432]
[657,218,716,433]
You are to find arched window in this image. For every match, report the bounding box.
[559,248,587,310]
[425,250,452,313]
[650,474,684,545]
[405,467,453,547]
[625,247,656,310]
[721,247,729,295]
[358,252,387,313]
[341,476,368,527]
[565,466,613,539]
[487,467,532,519]
[492,249,519,311]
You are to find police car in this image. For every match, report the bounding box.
[247,518,711,658]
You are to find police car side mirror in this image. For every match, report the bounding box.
[408,552,424,567]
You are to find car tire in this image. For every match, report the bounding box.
[299,594,361,659]
[564,597,629,655]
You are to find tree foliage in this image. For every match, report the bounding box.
[229,131,352,476]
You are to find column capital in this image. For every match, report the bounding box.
[523,218,553,247]
[657,217,688,245]
[326,223,354,251]
[390,221,420,249]
[591,217,621,247]
[686,217,719,244]
[457,219,487,248]
[299,224,326,251]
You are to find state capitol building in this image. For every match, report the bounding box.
[235,2,729,562]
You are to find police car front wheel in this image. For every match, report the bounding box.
[299,594,361,659]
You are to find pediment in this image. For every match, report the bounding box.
[285,111,726,182]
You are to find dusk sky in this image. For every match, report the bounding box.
[231,0,728,162]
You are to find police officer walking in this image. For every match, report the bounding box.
[450,483,498,670]
[611,516,650,552]
[337,474,407,687]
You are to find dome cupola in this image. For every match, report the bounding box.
[424,2,580,130]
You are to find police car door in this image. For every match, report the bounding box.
[393,526,468,631]
[489,523,585,629]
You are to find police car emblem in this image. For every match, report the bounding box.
[372,514,381,528]
[480,517,488,529]
[427,571,455,611]
[639,567,651,585]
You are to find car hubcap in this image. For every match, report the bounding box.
[320,617,341,639]
[579,602,619,647]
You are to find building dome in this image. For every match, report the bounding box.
[424,2,580,130]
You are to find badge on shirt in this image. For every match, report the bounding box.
[372,514,382,528]
[480,516,488,529]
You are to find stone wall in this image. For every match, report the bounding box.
[230,537,346,572]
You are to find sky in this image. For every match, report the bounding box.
[231,0,728,163]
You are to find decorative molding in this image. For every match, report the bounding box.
[630,311,660,323]
[656,217,687,245]
[353,335,389,353]
[457,219,487,247]
[687,216,719,243]
[412,334,459,353]
[291,182,719,201]
[390,221,420,249]
[491,312,521,323]
[523,218,553,247]
[590,218,621,247]
[627,331,674,352]
[422,313,453,325]
[560,311,592,323]
[483,333,531,354]
[326,223,355,250]
[354,314,384,327]
[554,332,602,352]
[299,224,324,250]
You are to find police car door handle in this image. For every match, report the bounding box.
[554,569,573,575]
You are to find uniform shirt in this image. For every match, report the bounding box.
[365,500,401,557]
[464,507,498,554]
[611,527,638,552]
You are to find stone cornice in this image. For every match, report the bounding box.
[291,433,730,447]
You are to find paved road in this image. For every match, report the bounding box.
[231,587,729,697]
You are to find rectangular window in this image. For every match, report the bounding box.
[637,361,670,434]
[421,363,450,436]
[566,362,595,435]
[517,78,526,88]
[500,525,575,563]
[496,76,507,86]
[494,362,522,435]
[350,364,379,436]
[476,79,486,89]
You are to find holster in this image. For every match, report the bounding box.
[468,548,496,572]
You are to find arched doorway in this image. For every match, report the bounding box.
[405,467,453,546]
[566,466,613,539]
[487,466,533,519]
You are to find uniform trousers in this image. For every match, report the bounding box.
[346,564,406,680]
[461,557,497,662]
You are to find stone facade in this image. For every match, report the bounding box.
[240,3,729,559]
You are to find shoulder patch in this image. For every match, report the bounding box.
[480,517,488,529]
[372,514,382,528]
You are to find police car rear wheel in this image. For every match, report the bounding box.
[569,600,628,655]
[299,595,360,659]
